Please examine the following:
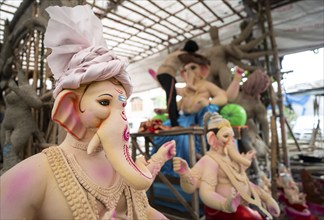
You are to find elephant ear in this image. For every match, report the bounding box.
[200,65,210,79]
[52,90,86,140]
[206,131,218,149]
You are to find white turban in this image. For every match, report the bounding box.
[204,112,231,131]
[44,5,133,98]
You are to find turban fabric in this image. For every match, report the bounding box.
[44,5,133,98]
[242,69,270,100]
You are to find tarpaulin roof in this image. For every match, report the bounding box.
[0,0,323,93]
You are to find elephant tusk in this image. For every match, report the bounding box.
[87,133,101,154]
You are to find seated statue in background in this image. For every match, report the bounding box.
[155,40,199,127]
[277,164,316,220]
[177,52,228,115]
[0,5,176,220]
[152,52,228,176]
[277,163,306,205]
[173,112,280,220]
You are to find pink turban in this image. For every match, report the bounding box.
[44,5,133,98]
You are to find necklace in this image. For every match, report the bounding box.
[66,154,130,212]
[70,138,103,153]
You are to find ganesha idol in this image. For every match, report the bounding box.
[277,164,319,220]
[0,5,176,220]
[173,112,280,220]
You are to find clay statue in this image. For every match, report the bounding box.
[0,5,176,219]
[277,164,316,219]
[152,52,228,177]
[0,69,43,174]
[151,55,243,123]
[277,163,306,205]
[173,112,280,219]
[300,169,324,206]
[258,171,272,194]
[234,69,271,150]
[203,18,269,92]
[176,52,228,115]
[299,170,324,218]
[156,40,199,127]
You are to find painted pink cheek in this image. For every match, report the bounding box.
[123,126,130,141]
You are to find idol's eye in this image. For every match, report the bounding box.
[98,99,110,106]
[190,65,197,70]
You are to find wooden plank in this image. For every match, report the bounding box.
[222,0,244,19]
[265,0,289,168]
[131,126,205,138]
[131,137,142,160]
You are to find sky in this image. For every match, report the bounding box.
[279,48,323,118]
[281,47,324,89]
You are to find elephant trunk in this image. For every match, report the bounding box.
[88,109,153,190]
[227,142,251,168]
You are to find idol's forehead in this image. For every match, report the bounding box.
[218,126,234,134]
[184,62,199,68]
[83,80,126,97]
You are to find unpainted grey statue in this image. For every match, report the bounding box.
[233,69,271,176]
[203,18,269,90]
[234,69,270,148]
[0,70,43,174]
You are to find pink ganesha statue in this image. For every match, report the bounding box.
[0,5,176,220]
[277,164,317,220]
[173,112,280,220]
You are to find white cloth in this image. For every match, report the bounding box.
[44,5,133,98]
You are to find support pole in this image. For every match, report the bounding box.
[265,0,289,168]
[270,115,279,202]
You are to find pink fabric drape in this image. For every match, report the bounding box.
[44,5,133,98]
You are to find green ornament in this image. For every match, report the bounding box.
[220,104,247,126]
[152,113,168,122]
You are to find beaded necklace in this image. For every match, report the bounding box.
[66,154,130,213]
[70,138,103,153]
